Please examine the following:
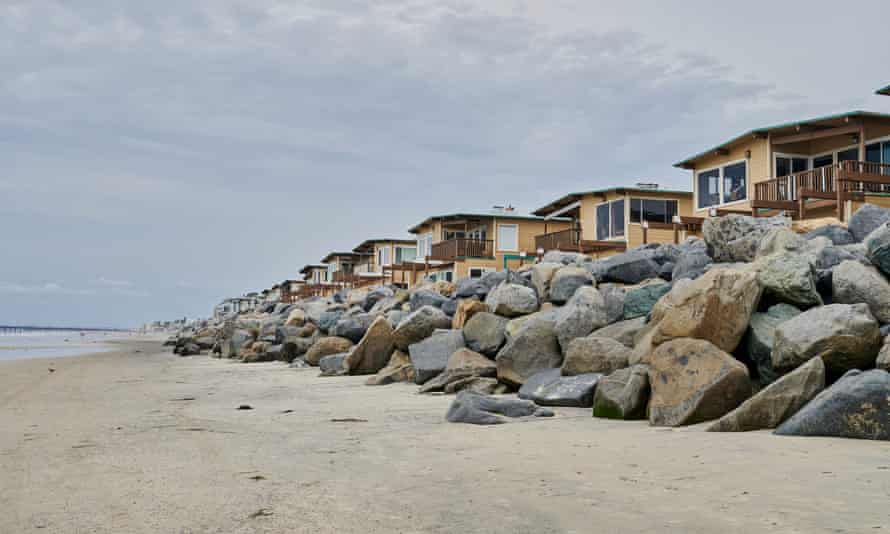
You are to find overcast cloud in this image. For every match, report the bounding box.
[2,0,889,327]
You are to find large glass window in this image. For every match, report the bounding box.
[395,246,416,263]
[775,156,809,177]
[611,199,625,238]
[837,148,859,162]
[630,198,679,223]
[813,154,834,168]
[416,234,433,258]
[697,169,721,209]
[596,203,610,240]
[497,224,518,251]
[723,162,747,204]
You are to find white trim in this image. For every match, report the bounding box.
[545,200,581,219]
[694,158,748,211]
[496,223,519,252]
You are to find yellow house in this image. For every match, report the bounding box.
[402,209,572,285]
[298,264,333,297]
[351,239,417,288]
[532,185,698,258]
[675,111,890,221]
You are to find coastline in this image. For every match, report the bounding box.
[2,338,889,533]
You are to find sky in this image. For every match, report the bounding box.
[2,0,890,328]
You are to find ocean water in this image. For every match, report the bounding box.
[0,329,124,361]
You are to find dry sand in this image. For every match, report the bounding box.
[2,339,889,534]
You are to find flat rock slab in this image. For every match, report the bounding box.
[445,390,554,425]
[518,368,602,408]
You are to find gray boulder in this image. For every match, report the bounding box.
[222,329,253,359]
[754,252,822,308]
[408,330,466,384]
[446,390,553,425]
[598,284,627,324]
[702,214,790,262]
[592,365,650,420]
[775,369,890,440]
[590,316,648,348]
[865,222,890,276]
[594,251,660,285]
[671,249,712,281]
[805,224,855,246]
[318,353,348,376]
[553,286,609,351]
[849,204,890,242]
[331,315,373,344]
[462,312,509,356]
[548,266,593,304]
[832,260,890,323]
[485,282,539,318]
[622,280,671,320]
[495,315,562,387]
[409,289,448,311]
[745,303,802,385]
[877,340,890,371]
[363,286,395,312]
[453,277,488,299]
[708,357,825,432]
[772,303,882,377]
[392,305,452,351]
[518,368,602,408]
[530,262,562,302]
[755,228,808,258]
[562,336,631,376]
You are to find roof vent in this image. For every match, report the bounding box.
[635,183,660,190]
[490,205,516,214]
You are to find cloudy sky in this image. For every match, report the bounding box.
[3,0,890,328]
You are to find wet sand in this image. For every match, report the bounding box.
[2,339,889,533]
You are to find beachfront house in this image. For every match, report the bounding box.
[399,207,572,286]
[299,264,333,297]
[531,184,699,258]
[877,85,890,96]
[675,111,890,221]
[349,239,417,288]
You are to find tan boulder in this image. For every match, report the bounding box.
[446,348,497,373]
[343,316,395,375]
[647,338,751,427]
[452,299,489,329]
[304,336,354,366]
[285,308,307,327]
[365,350,415,385]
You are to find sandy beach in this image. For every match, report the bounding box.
[1,339,888,533]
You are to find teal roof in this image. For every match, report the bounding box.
[674,110,890,168]
[408,212,570,234]
[877,85,890,96]
[533,186,692,217]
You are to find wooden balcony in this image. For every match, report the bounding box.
[752,161,890,219]
[429,238,494,260]
[535,228,581,252]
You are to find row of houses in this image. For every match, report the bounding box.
[232,85,890,307]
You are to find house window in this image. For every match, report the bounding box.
[377,247,390,267]
[596,199,625,240]
[696,161,747,209]
[395,246,416,263]
[469,267,495,279]
[837,148,859,162]
[497,224,518,251]
[416,233,433,258]
[775,156,809,177]
[630,199,678,224]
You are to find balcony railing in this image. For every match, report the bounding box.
[429,238,494,260]
[753,161,890,217]
[534,228,580,252]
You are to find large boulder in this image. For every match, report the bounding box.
[865,222,890,276]
[445,390,552,425]
[392,305,452,351]
[878,339,890,372]
[365,350,415,386]
[598,284,627,324]
[594,251,660,285]
[548,266,593,304]
[753,252,822,308]
[775,369,890,440]
[409,289,448,311]
[331,315,374,344]
[562,336,631,376]
[408,330,466,384]
[589,316,648,348]
[363,286,395,312]
[495,315,562,387]
[343,317,395,375]
[317,310,344,334]
[453,277,488,299]
[451,299,488,329]
[318,353,348,376]
[622,280,671,320]
[805,224,855,246]
[831,260,890,323]
[639,269,763,359]
[671,249,712,282]
[755,228,808,259]
[285,308,307,327]
[304,336,354,366]
[707,357,825,432]
[849,204,890,242]
[592,365,650,420]
[222,329,253,359]
[530,262,563,302]
[518,368,602,408]
[745,303,802,385]
[417,348,497,394]
[485,283,539,318]
[703,214,790,263]
[553,286,609,351]
[772,303,882,377]
[462,312,509,356]
[647,338,751,427]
